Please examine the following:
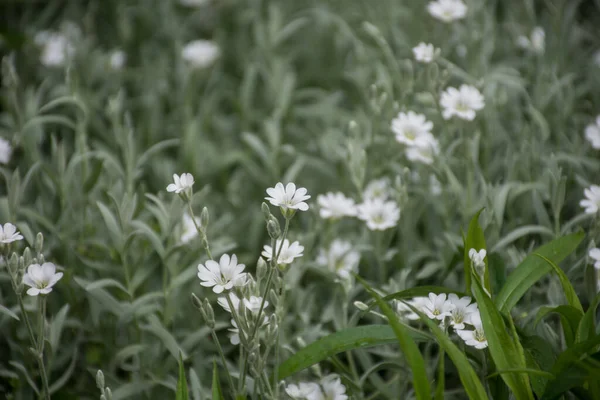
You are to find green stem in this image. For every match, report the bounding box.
[187,203,213,260]
[37,296,50,400]
[211,330,236,394]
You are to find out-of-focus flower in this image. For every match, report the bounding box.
[588,248,600,270]
[585,116,600,149]
[167,173,195,194]
[356,199,400,231]
[317,192,356,219]
[182,40,220,68]
[412,43,437,63]
[217,293,241,313]
[363,178,391,201]
[180,213,201,244]
[262,239,304,265]
[457,313,488,349]
[0,138,12,164]
[447,294,479,330]
[320,375,348,400]
[391,111,434,146]
[427,0,467,23]
[22,263,63,296]
[405,134,440,165]
[243,296,268,313]
[423,293,455,320]
[317,240,360,280]
[468,248,487,268]
[285,382,322,400]
[110,50,126,69]
[35,31,74,67]
[517,27,545,54]
[265,182,310,212]
[440,85,485,120]
[0,223,23,244]
[197,254,248,293]
[580,185,600,214]
[395,297,429,321]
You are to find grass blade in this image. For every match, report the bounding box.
[176,351,189,400]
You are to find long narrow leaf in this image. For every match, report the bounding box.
[176,352,189,400]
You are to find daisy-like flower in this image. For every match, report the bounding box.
[412,42,437,63]
[427,0,468,23]
[440,85,485,120]
[182,40,220,69]
[285,382,322,400]
[457,313,488,349]
[516,27,545,54]
[0,138,12,164]
[422,293,455,320]
[35,31,74,67]
[405,134,440,165]
[110,50,126,70]
[167,173,195,194]
[265,182,310,212]
[588,248,600,270]
[316,240,360,280]
[262,239,304,265]
[356,199,400,231]
[391,111,434,146]
[0,223,24,244]
[363,178,391,201]
[22,263,63,296]
[585,116,600,149]
[180,213,201,244]
[468,248,487,268]
[580,185,600,214]
[197,254,248,294]
[317,192,356,219]
[320,375,348,400]
[395,297,429,321]
[447,294,479,330]
[217,293,241,313]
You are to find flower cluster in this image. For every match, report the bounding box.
[413,42,437,63]
[285,374,348,400]
[391,111,440,164]
[440,85,485,121]
[516,27,546,54]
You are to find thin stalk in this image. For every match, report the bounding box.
[187,202,213,260]
[210,330,236,393]
[37,296,50,400]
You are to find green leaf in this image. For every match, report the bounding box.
[212,361,224,400]
[176,352,189,400]
[533,254,583,312]
[356,275,432,400]
[576,293,600,343]
[496,231,585,314]
[278,325,430,379]
[0,303,20,321]
[463,209,490,294]
[534,305,583,347]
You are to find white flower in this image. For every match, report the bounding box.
[285,382,322,400]
[317,240,360,280]
[580,185,600,214]
[440,85,485,120]
[0,138,12,164]
[262,239,304,265]
[182,40,220,69]
[457,313,488,349]
[447,294,479,330]
[395,297,429,321]
[391,111,434,146]
[427,0,467,23]
[0,223,23,244]
[429,175,442,196]
[517,27,545,54]
[180,213,201,244]
[110,50,126,69]
[423,293,455,320]
[356,199,400,231]
[229,319,241,345]
[468,248,487,268]
[317,192,356,219]
[197,254,248,294]
[35,31,74,67]
[244,296,269,313]
[585,116,600,149]
[405,134,440,165]
[179,0,210,6]
[589,248,600,270]
[265,182,310,212]
[363,178,391,201]
[167,173,195,194]
[412,43,437,63]
[22,263,63,296]
[320,375,348,400]
[217,293,241,313]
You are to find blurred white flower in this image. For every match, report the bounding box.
[356,199,400,231]
[423,293,455,320]
[262,239,304,265]
[395,297,428,320]
[580,185,600,214]
[427,0,467,23]
[588,248,600,270]
[35,31,74,67]
[412,43,437,63]
[0,223,23,243]
[320,375,348,400]
[217,293,241,313]
[317,240,360,280]
[517,27,545,54]
[363,178,391,201]
[197,254,248,293]
[180,213,200,244]
[180,0,210,6]
[391,111,434,146]
[585,116,600,149]
[110,50,126,69]
[468,248,487,268]
[405,134,440,165]
[429,174,442,196]
[285,382,322,400]
[0,138,12,164]
[167,173,195,194]
[182,40,220,68]
[229,319,241,345]
[440,85,485,120]
[457,313,488,349]
[317,192,356,219]
[447,294,479,330]
[265,182,310,212]
[22,262,63,296]
[243,296,269,313]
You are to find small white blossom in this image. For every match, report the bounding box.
[580,185,600,214]
[423,292,455,320]
[0,223,23,244]
[317,192,356,219]
[265,182,310,212]
[197,254,248,294]
[395,297,429,321]
[468,248,487,268]
[440,85,485,121]
[262,239,304,265]
[229,319,241,345]
[391,111,434,146]
[447,294,479,330]
[167,173,195,194]
[585,116,600,149]
[317,240,360,280]
[363,178,391,201]
[35,31,74,67]
[22,262,63,296]
[457,313,488,349]
[285,382,322,400]
[517,27,545,54]
[405,134,440,165]
[412,43,437,63]
[110,50,126,69]
[0,138,12,164]
[243,296,269,313]
[356,199,400,231]
[217,293,241,313]
[427,0,467,23]
[320,375,348,400]
[180,213,201,244]
[182,40,220,69]
[588,248,600,270]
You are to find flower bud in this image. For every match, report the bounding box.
[105,387,113,400]
[200,207,209,230]
[38,254,45,264]
[261,202,271,221]
[96,370,105,389]
[202,299,215,329]
[15,281,24,295]
[35,233,44,255]
[268,289,279,308]
[256,257,268,282]
[8,253,18,275]
[354,301,369,311]
[191,293,202,310]
[23,247,32,267]
[267,218,281,239]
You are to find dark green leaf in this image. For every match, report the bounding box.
[176,351,189,400]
